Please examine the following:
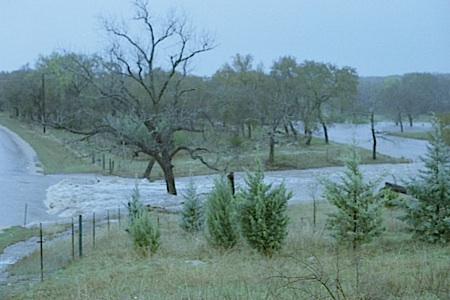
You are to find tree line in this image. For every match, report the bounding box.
[0,1,449,195]
[357,73,450,130]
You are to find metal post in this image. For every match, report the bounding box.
[71,218,75,260]
[107,210,110,233]
[41,73,46,133]
[118,206,121,227]
[93,212,96,249]
[79,215,83,257]
[39,223,44,282]
[24,204,28,227]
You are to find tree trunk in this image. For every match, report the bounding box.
[305,129,312,146]
[143,157,156,180]
[284,124,289,135]
[288,121,298,139]
[227,172,235,195]
[398,112,404,133]
[269,131,275,165]
[321,122,329,144]
[247,124,252,139]
[160,151,177,195]
[371,112,377,160]
[164,168,177,195]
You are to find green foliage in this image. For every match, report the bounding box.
[205,175,239,249]
[126,183,160,254]
[320,145,385,249]
[237,161,292,257]
[179,178,205,234]
[379,188,402,208]
[127,183,144,227]
[401,118,450,244]
[128,210,160,254]
[228,133,244,149]
[437,112,450,146]
[0,226,41,253]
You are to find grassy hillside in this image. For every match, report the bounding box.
[2,202,449,299]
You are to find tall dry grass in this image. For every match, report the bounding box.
[2,202,449,299]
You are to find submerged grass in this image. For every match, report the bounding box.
[0,114,409,178]
[387,131,431,141]
[0,226,40,254]
[2,202,449,299]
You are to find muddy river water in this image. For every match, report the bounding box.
[0,122,430,229]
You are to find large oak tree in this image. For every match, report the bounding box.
[65,1,215,195]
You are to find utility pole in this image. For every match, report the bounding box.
[41,73,46,133]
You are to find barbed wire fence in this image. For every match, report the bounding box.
[3,205,129,284]
[1,200,179,289]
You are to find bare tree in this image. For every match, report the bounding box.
[65,1,215,195]
[356,77,384,160]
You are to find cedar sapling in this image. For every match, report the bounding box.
[238,160,292,257]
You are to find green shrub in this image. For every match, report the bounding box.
[179,178,205,234]
[205,175,239,249]
[127,182,144,227]
[320,144,385,249]
[401,117,450,244]
[237,161,292,257]
[126,183,160,254]
[228,133,243,148]
[128,210,160,254]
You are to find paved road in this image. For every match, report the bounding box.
[0,125,65,229]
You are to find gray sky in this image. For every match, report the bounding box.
[1,0,449,77]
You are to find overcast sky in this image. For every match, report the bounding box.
[1,0,449,77]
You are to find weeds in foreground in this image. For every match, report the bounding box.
[1,202,449,299]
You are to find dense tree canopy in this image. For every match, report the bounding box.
[375,73,450,130]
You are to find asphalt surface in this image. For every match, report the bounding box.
[0,125,65,229]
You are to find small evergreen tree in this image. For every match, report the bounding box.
[401,117,450,244]
[205,175,239,249]
[238,161,292,257]
[126,183,160,254]
[179,178,205,234]
[320,145,385,249]
[127,182,144,227]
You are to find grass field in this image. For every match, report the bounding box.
[1,202,449,299]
